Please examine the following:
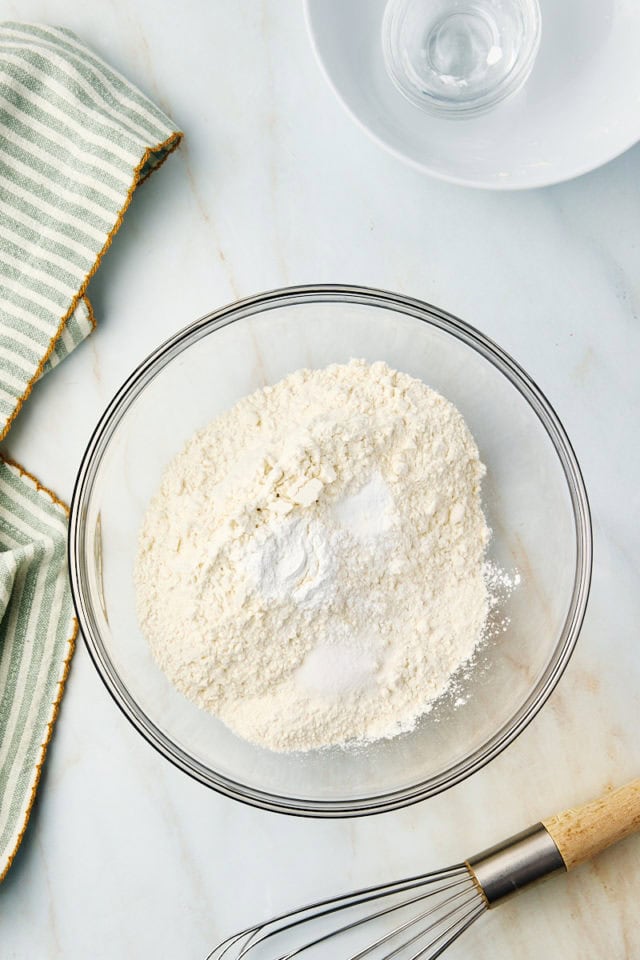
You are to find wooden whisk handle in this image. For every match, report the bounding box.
[542,778,640,871]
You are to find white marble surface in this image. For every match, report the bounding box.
[0,2,639,957]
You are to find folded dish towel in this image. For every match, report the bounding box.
[0,21,182,881]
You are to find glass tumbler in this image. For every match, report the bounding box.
[382,0,541,118]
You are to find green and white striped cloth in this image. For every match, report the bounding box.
[0,21,182,881]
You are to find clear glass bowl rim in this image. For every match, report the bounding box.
[69,284,592,818]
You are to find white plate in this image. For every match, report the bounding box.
[304,0,640,189]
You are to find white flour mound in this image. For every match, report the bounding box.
[134,360,490,752]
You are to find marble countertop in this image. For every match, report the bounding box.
[1,1,639,957]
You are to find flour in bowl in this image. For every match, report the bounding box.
[134,359,491,752]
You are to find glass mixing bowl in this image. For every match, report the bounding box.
[69,285,591,817]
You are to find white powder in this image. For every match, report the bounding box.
[331,472,395,541]
[243,516,335,607]
[134,359,491,752]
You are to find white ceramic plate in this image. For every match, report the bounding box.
[304,0,640,189]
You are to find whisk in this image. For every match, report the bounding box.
[207,778,640,960]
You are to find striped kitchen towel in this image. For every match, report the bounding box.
[0,21,182,881]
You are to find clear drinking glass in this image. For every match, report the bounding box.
[382,0,542,118]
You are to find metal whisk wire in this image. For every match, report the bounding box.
[206,865,486,960]
[207,780,640,960]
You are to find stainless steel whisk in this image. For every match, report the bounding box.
[207,778,640,960]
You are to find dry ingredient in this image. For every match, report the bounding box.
[135,359,491,752]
